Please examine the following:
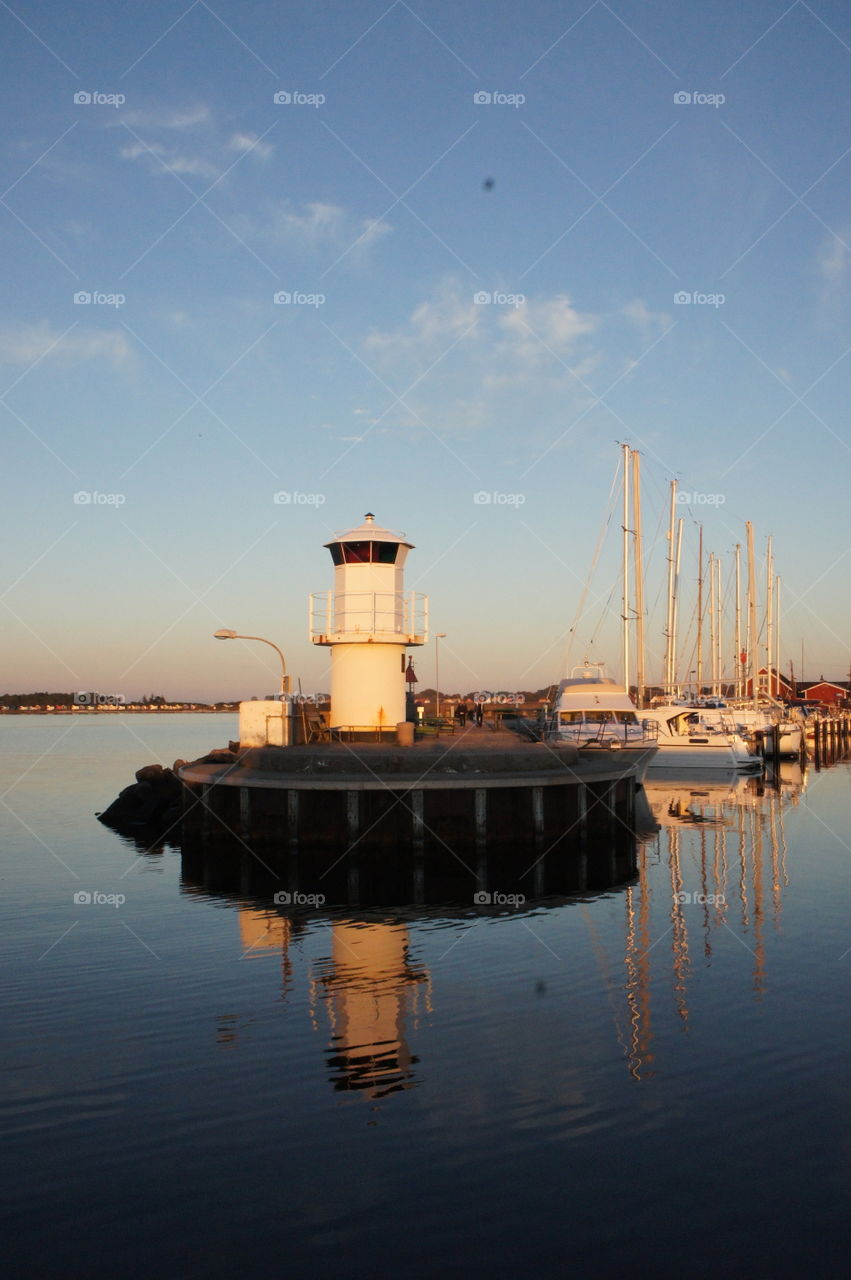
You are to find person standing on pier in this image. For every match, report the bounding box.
[455,699,467,728]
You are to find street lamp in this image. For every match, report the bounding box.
[435,633,447,718]
[214,629,291,695]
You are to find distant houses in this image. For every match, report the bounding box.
[796,679,850,707]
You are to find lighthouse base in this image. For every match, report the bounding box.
[329,642,406,733]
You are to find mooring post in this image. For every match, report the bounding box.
[577,783,588,842]
[607,781,618,835]
[413,852,425,904]
[239,787,251,840]
[532,786,544,843]
[202,783,214,838]
[474,788,487,849]
[411,790,424,850]
[346,791,360,845]
[287,790,299,851]
[347,857,359,905]
[624,779,636,831]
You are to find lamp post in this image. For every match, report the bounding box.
[435,633,446,718]
[213,629,290,696]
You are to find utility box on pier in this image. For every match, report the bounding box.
[239,699,292,748]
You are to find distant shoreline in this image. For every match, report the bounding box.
[0,707,238,715]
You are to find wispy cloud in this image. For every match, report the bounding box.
[227,131,273,160]
[119,140,220,178]
[230,201,391,257]
[817,230,851,318]
[121,104,211,130]
[0,323,132,368]
[352,280,604,441]
[621,297,671,335]
[117,103,274,179]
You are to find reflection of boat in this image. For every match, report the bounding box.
[543,665,658,783]
[642,770,752,826]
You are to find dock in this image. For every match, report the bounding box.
[178,725,645,856]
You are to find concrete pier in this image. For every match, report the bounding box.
[179,725,648,855]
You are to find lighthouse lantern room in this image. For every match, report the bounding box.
[309,514,428,734]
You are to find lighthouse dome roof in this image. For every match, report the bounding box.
[324,512,413,549]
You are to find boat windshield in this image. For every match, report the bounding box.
[560,711,612,724]
[559,710,638,725]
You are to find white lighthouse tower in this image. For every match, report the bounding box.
[309,513,428,735]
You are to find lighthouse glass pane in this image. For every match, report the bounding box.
[374,542,398,564]
[342,542,370,563]
[329,545,345,566]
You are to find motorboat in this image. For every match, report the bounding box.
[543,665,658,783]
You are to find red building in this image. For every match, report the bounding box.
[798,680,850,707]
[744,667,794,699]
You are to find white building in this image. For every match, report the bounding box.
[310,513,428,734]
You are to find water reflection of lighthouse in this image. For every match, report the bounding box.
[235,906,429,1099]
[313,922,429,1098]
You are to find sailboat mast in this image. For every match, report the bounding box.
[664,480,677,696]
[775,576,781,700]
[747,521,758,709]
[672,518,684,696]
[734,544,742,699]
[696,525,704,694]
[716,556,723,698]
[622,443,630,695]
[708,552,717,696]
[765,536,774,698]
[632,450,645,707]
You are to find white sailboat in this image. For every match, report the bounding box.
[641,702,762,772]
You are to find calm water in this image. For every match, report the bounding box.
[2,715,849,1279]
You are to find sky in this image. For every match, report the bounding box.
[1,0,850,701]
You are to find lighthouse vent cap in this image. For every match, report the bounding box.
[324,512,414,548]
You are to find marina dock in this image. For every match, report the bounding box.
[179,724,645,855]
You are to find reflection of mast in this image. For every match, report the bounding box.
[316,922,429,1100]
[238,906,295,995]
[768,787,783,931]
[624,845,655,1079]
[751,807,766,999]
[669,828,691,1027]
[699,822,711,959]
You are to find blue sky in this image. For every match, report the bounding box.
[1,0,850,700]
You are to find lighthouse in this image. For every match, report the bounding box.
[309,513,428,734]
